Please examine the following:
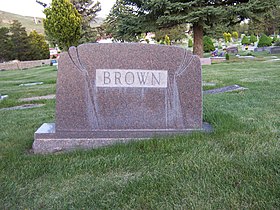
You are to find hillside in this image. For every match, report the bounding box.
[0,10,44,34]
[0,10,105,34]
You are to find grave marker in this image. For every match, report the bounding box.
[33,43,210,154]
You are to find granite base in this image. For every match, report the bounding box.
[33,123,212,154]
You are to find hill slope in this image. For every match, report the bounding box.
[0,10,44,34]
[0,10,105,35]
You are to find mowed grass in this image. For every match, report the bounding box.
[0,56,279,209]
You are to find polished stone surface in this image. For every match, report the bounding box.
[33,43,205,154]
[34,123,212,154]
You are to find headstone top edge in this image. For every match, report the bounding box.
[67,43,193,54]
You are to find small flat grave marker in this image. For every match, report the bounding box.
[0,95,8,101]
[203,82,216,87]
[33,43,211,154]
[203,84,247,95]
[19,94,56,102]
[19,82,43,87]
[0,104,44,111]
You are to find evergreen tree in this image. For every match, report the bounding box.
[43,0,82,50]
[29,31,50,60]
[223,32,232,43]
[108,0,276,57]
[258,34,272,47]
[164,35,171,45]
[9,20,31,61]
[249,6,280,36]
[250,34,258,44]
[188,38,193,48]
[0,27,13,62]
[154,24,188,43]
[232,32,239,41]
[203,36,215,53]
[241,36,250,45]
[71,0,101,43]
[105,0,145,42]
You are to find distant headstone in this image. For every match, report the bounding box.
[236,55,255,60]
[226,46,238,54]
[0,104,44,111]
[19,82,43,87]
[210,57,226,63]
[33,43,210,154]
[264,58,280,62]
[203,82,216,87]
[203,85,247,95]
[254,47,272,52]
[200,58,211,65]
[269,47,280,54]
[0,94,8,100]
[19,94,56,102]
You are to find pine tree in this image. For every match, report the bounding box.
[154,24,188,43]
[241,36,250,45]
[0,27,13,62]
[105,0,145,42]
[258,34,272,47]
[250,34,258,44]
[29,31,50,60]
[9,20,31,61]
[109,0,277,57]
[203,36,215,53]
[43,0,82,50]
[232,32,239,40]
[71,0,101,43]
[249,6,280,36]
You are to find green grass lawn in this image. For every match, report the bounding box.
[0,56,279,209]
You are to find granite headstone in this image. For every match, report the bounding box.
[269,46,280,54]
[226,46,238,54]
[33,43,209,153]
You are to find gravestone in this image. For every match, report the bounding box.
[254,47,272,52]
[226,46,238,54]
[0,94,8,101]
[33,43,210,154]
[203,84,247,95]
[19,82,43,87]
[269,46,280,54]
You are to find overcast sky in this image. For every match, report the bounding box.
[0,0,116,18]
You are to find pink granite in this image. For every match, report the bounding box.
[33,43,207,154]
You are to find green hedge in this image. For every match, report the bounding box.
[203,36,215,52]
[257,35,272,47]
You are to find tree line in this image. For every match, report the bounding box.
[0,20,49,62]
[43,0,101,51]
[10,0,278,61]
[104,0,280,57]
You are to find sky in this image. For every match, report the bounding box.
[0,0,116,18]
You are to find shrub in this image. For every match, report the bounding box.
[225,53,229,60]
[232,31,239,40]
[241,36,250,45]
[203,36,215,52]
[188,38,193,47]
[257,34,272,47]
[250,34,257,44]
[164,35,171,45]
[272,36,279,43]
[223,32,232,43]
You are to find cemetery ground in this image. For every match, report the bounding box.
[0,53,279,209]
